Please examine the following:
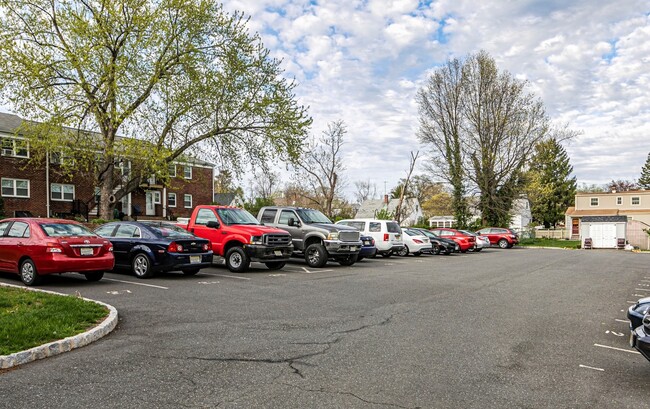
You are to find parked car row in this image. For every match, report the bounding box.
[0,207,520,285]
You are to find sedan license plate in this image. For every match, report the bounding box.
[364,241,370,245]
[274,250,282,256]
[80,247,93,256]
[190,256,200,264]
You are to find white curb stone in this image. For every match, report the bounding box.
[0,282,118,369]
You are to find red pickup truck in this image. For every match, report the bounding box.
[177,205,293,272]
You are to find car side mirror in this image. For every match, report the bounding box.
[206,220,220,229]
[288,218,300,227]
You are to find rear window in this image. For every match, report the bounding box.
[144,223,194,239]
[41,223,95,237]
[386,222,401,233]
[260,209,277,224]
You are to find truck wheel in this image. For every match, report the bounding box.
[305,243,328,268]
[338,254,358,266]
[265,261,286,270]
[225,247,250,272]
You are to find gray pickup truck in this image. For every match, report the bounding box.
[257,206,362,267]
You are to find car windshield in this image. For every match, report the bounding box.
[41,223,96,237]
[458,230,476,236]
[216,208,260,225]
[143,222,195,239]
[296,209,332,224]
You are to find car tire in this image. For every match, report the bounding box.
[444,249,452,255]
[84,271,104,281]
[397,246,409,257]
[475,248,483,252]
[226,247,251,272]
[413,251,422,256]
[381,251,392,258]
[338,254,358,266]
[20,259,42,286]
[433,245,441,255]
[264,261,286,270]
[132,253,154,278]
[305,243,328,268]
[182,268,200,276]
[498,239,509,249]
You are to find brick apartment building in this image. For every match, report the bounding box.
[0,113,214,220]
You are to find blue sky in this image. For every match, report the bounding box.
[222,0,650,197]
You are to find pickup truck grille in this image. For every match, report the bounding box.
[264,233,292,246]
[339,231,360,242]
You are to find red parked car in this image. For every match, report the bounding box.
[429,228,476,252]
[0,218,114,286]
[476,227,519,248]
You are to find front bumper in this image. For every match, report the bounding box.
[323,240,362,255]
[243,244,294,262]
[631,325,650,362]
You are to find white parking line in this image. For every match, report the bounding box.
[615,319,629,323]
[300,267,334,274]
[102,278,169,289]
[593,344,640,354]
[579,364,604,372]
[201,273,251,281]
[634,288,650,291]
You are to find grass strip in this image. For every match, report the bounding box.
[0,287,108,355]
[519,238,581,248]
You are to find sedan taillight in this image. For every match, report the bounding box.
[167,242,183,253]
[413,239,423,244]
[46,242,63,253]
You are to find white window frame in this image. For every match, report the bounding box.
[616,197,622,205]
[51,183,75,202]
[1,137,29,158]
[168,192,177,208]
[168,164,176,178]
[152,191,161,204]
[631,196,640,206]
[183,165,192,180]
[590,197,599,207]
[183,194,192,208]
[1,178,30,198]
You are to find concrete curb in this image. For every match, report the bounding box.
[0,283,118,369]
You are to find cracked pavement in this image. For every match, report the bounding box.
[1,249,649,408]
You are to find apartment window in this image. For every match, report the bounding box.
[183,194,192,208]
[590,197,599,206]
[0,137,28,158]
[168,164,176,177]
[632,196,640,206]
[119,161,131,177]
[152,191,161,204]
[168,193,176,207]
[51,183,75,201]
[183,166,192,179]
[1,178,29,198]
[617,197,622,205]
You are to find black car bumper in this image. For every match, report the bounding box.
[359,246,377,258]
[631,325,650,362]
[243,244,294,262]
[378,244,405,255]
[156,251,213,272]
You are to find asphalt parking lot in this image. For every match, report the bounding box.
[1,248,649,408]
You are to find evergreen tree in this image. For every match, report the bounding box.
[639,153,650,189]
[526,139,577,228]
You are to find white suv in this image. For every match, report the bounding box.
[336,219,404,257]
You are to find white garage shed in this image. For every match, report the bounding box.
[580,216,627,249]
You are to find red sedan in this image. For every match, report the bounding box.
[429,228,476,252]
[0,218,114,286]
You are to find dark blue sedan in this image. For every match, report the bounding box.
[358,235,377,261]
[94,221,212,278]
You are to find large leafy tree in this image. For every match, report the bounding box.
[526,138,576,227]
[639,153,650,189]
[418,51,552,227]
[0,0,310,219]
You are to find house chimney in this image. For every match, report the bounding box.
[384,194,389,205]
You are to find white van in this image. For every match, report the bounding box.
[335,219,404,257]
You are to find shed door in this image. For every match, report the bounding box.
[590,223,617,248]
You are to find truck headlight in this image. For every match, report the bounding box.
[327,232,339,240]
[250,235,263,245]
